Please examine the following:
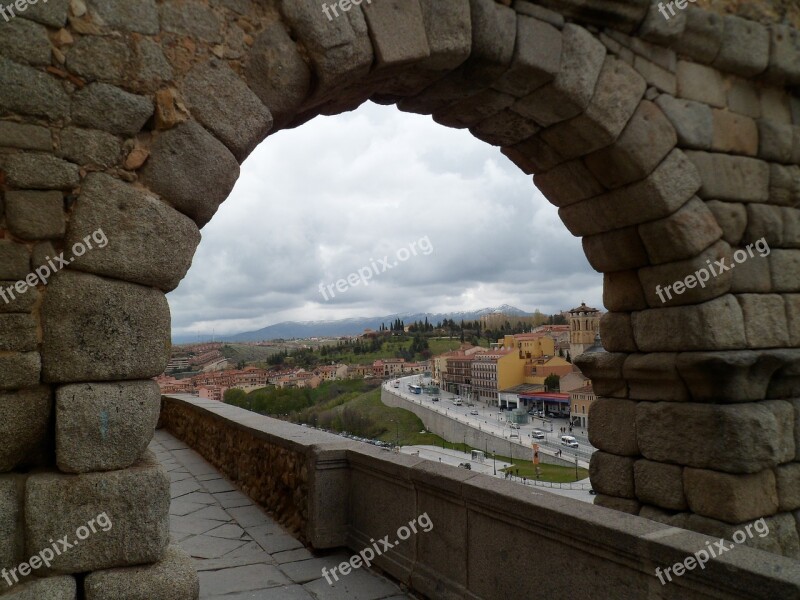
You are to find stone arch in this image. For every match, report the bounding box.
[1,0,800,595]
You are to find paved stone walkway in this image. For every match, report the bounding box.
[151,430,414,600]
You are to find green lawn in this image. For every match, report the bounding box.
[320,339,415,365]
[295,387,444,445]
[500,461,588,482]
[225,379,381,416]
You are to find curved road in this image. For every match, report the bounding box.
[385,375,596,469]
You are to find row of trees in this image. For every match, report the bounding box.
[378,312,567,338]
[319,336,384,357]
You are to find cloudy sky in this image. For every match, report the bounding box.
[166,102,603,339]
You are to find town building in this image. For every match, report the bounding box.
[568,302,601,356]
[498,383,545,410]
[471,348,527,405]
[497,332,556,358]
[314,364,348,381]
[198,385,226,401]
[518,391,571,417]
[402,361,428,374]
[442,352,476,397]
[559,370,591,393]
[372,358,405,378]
[433,345,481,386]
[523,355,573,386]
[165,356,190,373]
[347,364,373,379]
[570,383,595,429]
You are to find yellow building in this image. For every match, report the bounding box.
[471,348,529,405]
[499,333,555,358]
[523,356,573,386]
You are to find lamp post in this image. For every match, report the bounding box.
[575,455,579,482]
[493,451,496,476]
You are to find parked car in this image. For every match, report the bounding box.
[531,430,546,440]
[469,409,479,416]
[458,462,472,470]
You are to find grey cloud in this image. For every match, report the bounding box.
[167,102,602,337]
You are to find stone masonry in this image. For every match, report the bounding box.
[0,0,799,596]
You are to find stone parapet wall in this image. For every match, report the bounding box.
[162,395,800,599]
[159,395,312,540]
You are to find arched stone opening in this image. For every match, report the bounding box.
[1,0,799,595]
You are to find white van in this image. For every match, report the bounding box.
[560,435,579,448]
[452,398,463,406]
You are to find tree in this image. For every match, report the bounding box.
[224,388,247,406]
[544,374,561,392]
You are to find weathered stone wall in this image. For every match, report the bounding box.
[1,0,799,594]
[699,0,800,28]
[160,396,310,539]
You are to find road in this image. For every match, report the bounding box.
[385,375,597,468]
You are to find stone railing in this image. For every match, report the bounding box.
[160,396,800,599]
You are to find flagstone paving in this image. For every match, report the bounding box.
[152,429,415,600]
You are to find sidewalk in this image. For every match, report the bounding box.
[152,429,414,600]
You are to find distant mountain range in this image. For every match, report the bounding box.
[173,305,535,343]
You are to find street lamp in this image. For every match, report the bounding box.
[575,455,579,481]
[493,450,496,476]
